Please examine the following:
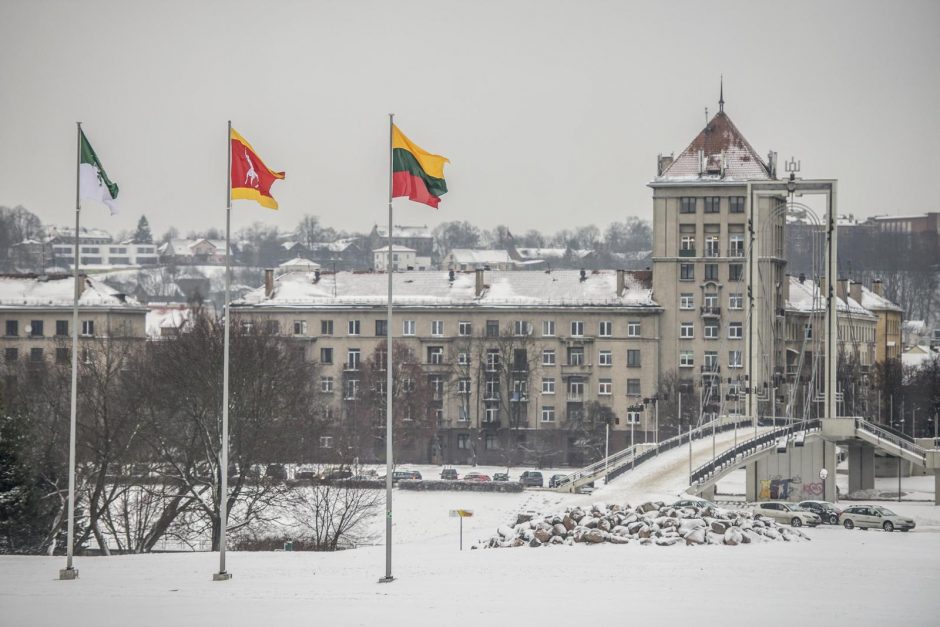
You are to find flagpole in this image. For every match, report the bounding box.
[214,120,233,581]
[380,113,395,583]
[59,123,82,580]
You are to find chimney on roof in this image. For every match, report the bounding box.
[313,270,321,283]
[698,149,705,176]
[579,269,587,282]
[75,274,87,300]
[872,280,883,297]
[798,272,806,284]
[850,281,862,305]
[264,268,274,298]
[657,153,674,177]
[837,278,849,302]
[616,269,625,297]
[474,268,485,297]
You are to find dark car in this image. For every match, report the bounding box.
[519,471,544,487]
[463,472,491,482]
[319,467,353,481]
[798,500,842,525]
[295,465,317,480]
[492,472,510,482]
[265,464,287,481]
[392,470,423,482]
[548,474,570,488]
[440,468,459,480]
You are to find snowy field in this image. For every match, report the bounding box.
[2,431,938,626]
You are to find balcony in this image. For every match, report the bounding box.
[567,393,585,403]
[700,365,721,374]
[482,420,501,430]
[700,306,721,317]
[678,249,696,258]
[727,248,745,257]
[561,363,592,375]
[704,249,720,258]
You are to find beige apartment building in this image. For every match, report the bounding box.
[858,280,903,364]
[650,104,788,418]
[1,274,147,368]
[234,268,662,466]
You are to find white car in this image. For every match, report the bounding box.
[751,502,821,527]
[840,505,916,532]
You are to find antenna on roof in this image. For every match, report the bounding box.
[719,75,725,113]
[704,107,708,126]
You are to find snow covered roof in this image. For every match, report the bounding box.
[236,270,659,310]
[902,346,938,369]
[374,245,417,254]
[279,257,321,270]
[145,305,193,338]
[902,320,926,334]
[870,214,927,221]
[44,225,113,242]
[374,224,433,239]
[785,276,875,319]
[310,238,359,253]
[654,111,772,183]
[445,249,514,265]
[0,274,144,310]
[858,285,902,313]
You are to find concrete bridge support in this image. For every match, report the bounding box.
[744,438,837,502]
[847,443,875,495]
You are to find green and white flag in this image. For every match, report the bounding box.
[79,130,119,215]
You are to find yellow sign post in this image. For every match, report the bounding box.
[449,510,474,550]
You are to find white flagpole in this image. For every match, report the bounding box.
[59,122,82,580]
[214,121,233,581]
[380,113,395,583]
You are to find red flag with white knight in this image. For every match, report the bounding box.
[230,128,285,209]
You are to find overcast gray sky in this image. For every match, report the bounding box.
[1,0,938,238]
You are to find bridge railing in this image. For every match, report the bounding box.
[855,417,928,462]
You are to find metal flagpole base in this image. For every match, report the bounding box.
[377,576,395,584]
[212,571,233,581]
[59,567,79,580]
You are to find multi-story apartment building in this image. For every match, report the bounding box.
[650,103,787,417]
[858,280,902,364]
[0,274,147,369]
[234,268,662,466]
[46,226,159,270]
[369,225,435,259]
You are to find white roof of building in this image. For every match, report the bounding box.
[279,257,321,269]
[374,245,417,254]
[902,345,938,369]
[858,285,902,313]
[310,238,359,253]
[902,320,927,334]
[786,276,875,319]
[145,305,193,338]
[0,275,143,309]
[446,249,514,265]
[374,225,432,239]
[44,225,113,242]
[236,270,658,310]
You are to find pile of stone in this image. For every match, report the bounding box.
[474,501,810,549]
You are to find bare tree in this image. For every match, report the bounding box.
[285,471,380,550]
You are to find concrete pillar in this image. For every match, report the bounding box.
[822,440,838,503]
[847,443,875,494]
[701,484,717,501]
[935,471,940,507]
[745,462,758,503]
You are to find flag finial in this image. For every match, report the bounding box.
[719,75,725,113]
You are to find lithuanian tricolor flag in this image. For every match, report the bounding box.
[392,125,449,209]
[230,128,285,209]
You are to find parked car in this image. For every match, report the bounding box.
[548,474,570,488]
[264,464,287,481]
[392,470,423,482]
[798,500,842,525]
[440,468,459,480]
[751,502,821,527]
[319,467,353,481]
[463,472,491,482]
[295,465,317,480]
[673,497,719,510]
[840,505,916,532]
[492,472,510,482]
[519,471,544,487]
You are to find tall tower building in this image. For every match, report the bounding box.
[650,92,787,420]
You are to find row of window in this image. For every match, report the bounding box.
[680,293,744,310]
[4,319,95,337]
[4,347,75,364]
[679,350,744,369]
[679,263,744,282]
[293,318,645,338]
[680,321,744,339]
[679,197,746,214]
[317,345,646,369]
[679,233,746,257]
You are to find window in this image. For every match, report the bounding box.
[728,264,743,282]
[458,321,472,336]
[627,411,641,425]
[457,406,469,422]
[704,351,719,369]
[320,376,334,393]
[457,351,470,366]
[319,436,334,448]
[729,233,745,257]
[680,197,696,214]
[680,350,694,368]
[627,349,641,368]
[567,346,584,366]
[484,434,500,449]
[263,320,280,335]
[457,434,469,449]
[56,320,68,336]
[403,319,416,336]
[598,350,612,366]
[680,322,694,339]
[321,320,334,335]
[541,378,555,394]
[729,197,745,213]
[485,320,499,337]
[431,320,444,336]
[513,320,531,336]
[486,349,500,371]
[704,322,719,339]
[293,320,307,335]
[4,348,17,363]
[680,264,694,281]
[704,293,718,309]
[568,380,584,399]
[430,375,445,400]
[680,293,694,310]
[598,321,612,337]
[30,348,43,363]
[348,320,360,335]
[627,321,640,337]
[427,346,444,364]
[627,379,641,396]
[458,378,471,394]
[680,235,696,256]
[541,406,556,422]
[729,322,743,339]
[729,350,743,368]
[705,234,720,257]
[29,320,43,337]
[542,320,555,336]
[542,349,556,366]
[346,348,361,370]
[729,293,743,309]
[319,347,333,364]
[375,320,387,336]
[4,320,17,337]
[598,379,612,395]
[344,379,359,399]
[704,197,720,214]
[704,264,719,281]
[570,321,584,337]
[55,348,69,364]
[484,405,499,424]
